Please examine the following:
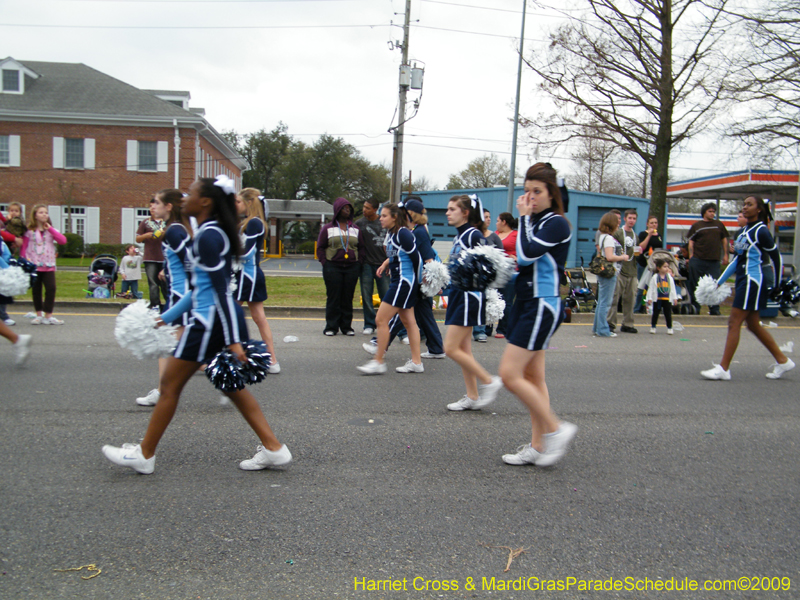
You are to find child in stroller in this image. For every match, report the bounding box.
[86,254,119,299]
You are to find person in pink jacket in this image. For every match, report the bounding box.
[21,204,67,325]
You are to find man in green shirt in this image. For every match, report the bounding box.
[608,209,639,333]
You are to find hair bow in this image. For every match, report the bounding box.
[468,194,484,218]
[397,200,405,208]
[214,174,236,196]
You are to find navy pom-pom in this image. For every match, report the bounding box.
[449,252,496,292]
[205,341,272,392]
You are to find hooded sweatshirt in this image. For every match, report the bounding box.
[316,197,365,266]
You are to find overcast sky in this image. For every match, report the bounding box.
[3,0,741,191]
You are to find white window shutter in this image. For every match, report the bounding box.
[48,205,63,231]
[53,137,64,168]
[9,135,21,167]
[86,206,100,244]
[157,141,169,172]
[84,139,96,169]
[121,208,135,244]
[127,140,138,171]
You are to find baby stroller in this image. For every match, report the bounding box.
[86,254,119,298]
[564,259,597,313]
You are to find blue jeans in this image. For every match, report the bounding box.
[593,273,617,336]
[121,280,139,297]
[360,263,390,330]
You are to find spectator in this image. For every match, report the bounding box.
[607,209,639,333]
[494,212,518,338]
[21,205,67,325]
[136,197,169,310]
[317,197,365,336]
[635,215,663,313]
[119,244,143,299]
[593,212,628,337]
[355,198,389,335]
[686,203,729,315]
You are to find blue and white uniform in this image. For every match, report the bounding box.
[161,220,248,363]
[383,228,422,308]
[162,222,192,326]
[444,224,486,327]
[720,221,782,311]
[235,217,268,303]
[507,208,571,351]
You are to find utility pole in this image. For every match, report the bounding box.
[390,0,412,204]
[507,0,527,212]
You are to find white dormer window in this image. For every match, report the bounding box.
[2,69,20,92]
[0,58,39,94]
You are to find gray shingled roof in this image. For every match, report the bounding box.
[0,61,196,119]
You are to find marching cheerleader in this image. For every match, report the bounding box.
[443,195,503,410]
[235,188,280,374]
[135,189,191,407]
[498,163,577,466]
[357,202,423,374]
[103,176,291,474]
[701,195,794,380]
[0,239,31,366]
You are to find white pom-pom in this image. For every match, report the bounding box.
[473,245,516,289]
[421,261,450,297]
[695,274,731,306]
[115,300,178,360]
[0,266,31,297]
[485,288,506,323]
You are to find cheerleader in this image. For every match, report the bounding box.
[701,195,794,381]
[443,195,503,410]
[235,188,279,374]
[135,189,191,407]
[357,203,423,374]
[0,239,31,366]
[103,176,291,474]
[498,163,577,466]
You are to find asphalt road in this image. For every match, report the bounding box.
[1,310,799,600]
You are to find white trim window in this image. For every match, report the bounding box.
[2,69,20,93]
[127,140,168,172]
[0,135,21,167]
[61,206,87,239]
[53,137,95,170]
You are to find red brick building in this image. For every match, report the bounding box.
[0,57,246,245]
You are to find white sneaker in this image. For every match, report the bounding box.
[667,328,674,335]
[766,358,795,380]
[356,359,387,375]
[268,362,281,374]
[362,327,374,335]
[701,364,731,380]
[239,444,292,470]
[24,312,37,319]
[446,395,480,411]
[4,318,15,326]
[30,317,44,325]
[475,375,503,408]
[536,422,578,467]
[13,334,32,367]
[362,341,378,355]
[44,317,64,325]
[395,359,424,373]
[102,443,155,474]
[650,328,656,334]
[502,444,542,466]
[136,388,160,406]
[421,351,446,359]
[402,337,410,345]
[219,395,232,406]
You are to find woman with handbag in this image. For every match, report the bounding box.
[593,213,628,337]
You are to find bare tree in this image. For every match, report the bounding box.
[725,0,800,158]
[521,0,733,218]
